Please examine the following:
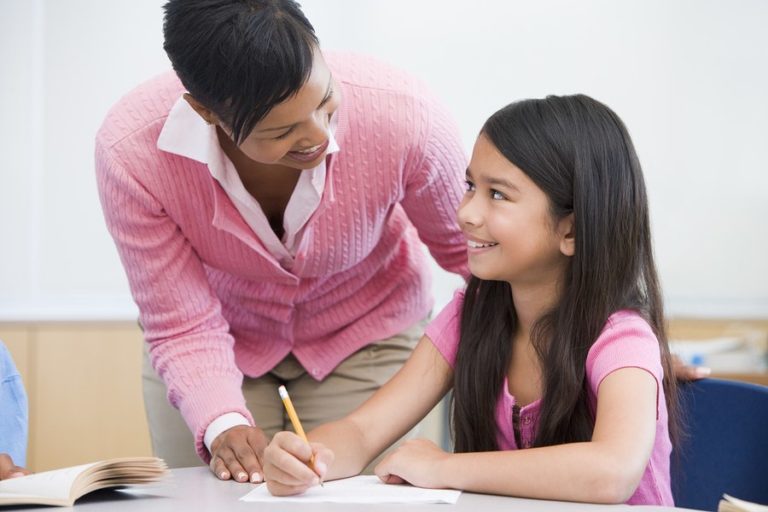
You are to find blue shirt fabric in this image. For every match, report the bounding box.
[0,341,28,466]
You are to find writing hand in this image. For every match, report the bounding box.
[263,431,333,496]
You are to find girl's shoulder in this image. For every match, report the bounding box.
[423,289,466,367]
[602,309,656,335]
[591,309,659,355]
[585,310,664,391]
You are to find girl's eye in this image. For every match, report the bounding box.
[464,180,475,192]
[491,190,505,200]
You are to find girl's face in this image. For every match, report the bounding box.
[196,50,341,170]
[458,135,573,285]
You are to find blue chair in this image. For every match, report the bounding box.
[672,378,768,511]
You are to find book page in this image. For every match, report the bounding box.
[241,475,461,504]
[0,462,96,501]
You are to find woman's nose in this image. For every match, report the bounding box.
[300,112,329,145]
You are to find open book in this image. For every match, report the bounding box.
[0,457,168,507]
[719,494,768,512]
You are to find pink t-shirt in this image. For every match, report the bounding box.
[425,290,673,506]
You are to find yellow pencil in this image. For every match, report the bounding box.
[278,385,323,486]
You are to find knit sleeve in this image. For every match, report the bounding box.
[399,91,470,279]
[94,138,253,463]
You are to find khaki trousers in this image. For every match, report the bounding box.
[142,317,429,470]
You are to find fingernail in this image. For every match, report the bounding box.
[315,462,327,475]
[696,367,712,377]
[220,471,229,480]
[9,472,26,478]
[238,472,248,482]
[250,472,262,483]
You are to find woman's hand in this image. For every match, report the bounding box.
[209,425,269,483]
[672,354,711,381]
[263,431,333,496]
[0,453,30,480]
[374,439,451,489]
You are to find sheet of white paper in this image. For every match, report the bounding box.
[240,475,461,504]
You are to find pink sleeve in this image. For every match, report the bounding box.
[399,89,469,279]
[424,290,465,367]
[586,312,664,416]
[95,138,253,463]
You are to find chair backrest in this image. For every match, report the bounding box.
[672,378,768,511]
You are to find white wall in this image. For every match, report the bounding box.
[1,0,766,320]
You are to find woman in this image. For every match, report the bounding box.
[95,0,468,483]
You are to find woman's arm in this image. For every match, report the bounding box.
[399,92,470,279]
[376,367,658,504]
[95,141,264,478]
[263,336,453,495]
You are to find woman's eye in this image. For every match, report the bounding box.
[464,180,475,192]
[273,128,294,140]
[491,190,505,200]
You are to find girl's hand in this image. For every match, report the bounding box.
[209,425,268,483]
[374,439,451,489]
[0,453,30,480]
[263,431,334,496]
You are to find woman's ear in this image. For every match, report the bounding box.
[183,93,218,125]
[558,213,575,257]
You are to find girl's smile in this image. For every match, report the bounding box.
[466,237,499,252]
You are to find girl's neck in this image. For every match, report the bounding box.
[510,277,563,340]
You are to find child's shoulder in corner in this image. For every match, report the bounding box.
[591,310,659,354]
[602,309,654,335]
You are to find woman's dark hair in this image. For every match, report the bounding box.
[163,0,318,144]
[452,94,680,453]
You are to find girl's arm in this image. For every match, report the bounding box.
[376,367,658,504]
[263,336,453,495]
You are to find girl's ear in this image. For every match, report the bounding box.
[558,213,575,257]
[183,93,219,126]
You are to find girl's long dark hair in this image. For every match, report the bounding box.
[452,94,679,452]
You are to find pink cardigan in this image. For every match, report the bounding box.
[95,52,468,460]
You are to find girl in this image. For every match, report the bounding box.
[262,94,680,505]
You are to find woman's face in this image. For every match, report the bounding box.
[219,50,341,170]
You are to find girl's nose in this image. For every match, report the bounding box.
[457,195,482,228]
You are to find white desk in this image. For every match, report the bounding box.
[0,467,702,511]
